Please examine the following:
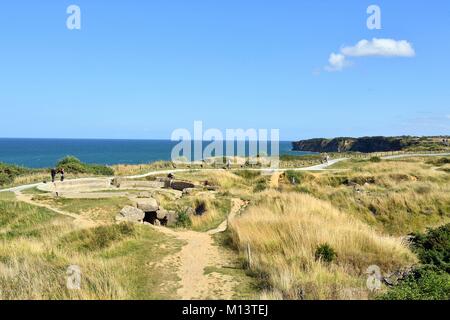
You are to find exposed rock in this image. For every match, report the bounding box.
[292,136,422,153]
[156,208,168,220]
[116,206,145,222]
[183,188,195,195]
[157,177,172,188]
[134,198,159,212]
[383,267,414,287]
[170,181,195,191]
[119,180,165,189]
[165,211,179,227]
[154,219,161,226]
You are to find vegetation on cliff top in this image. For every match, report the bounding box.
[292,136,450,153]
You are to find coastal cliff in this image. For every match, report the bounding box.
[292,136,449,153]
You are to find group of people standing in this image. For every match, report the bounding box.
[50,168,65,183]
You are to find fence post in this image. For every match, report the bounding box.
[247,243,253,270]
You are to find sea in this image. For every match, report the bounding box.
[0,138,314,168]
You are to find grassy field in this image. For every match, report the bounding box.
[283,157,450,235]
[229,191,416,300]
[30,196,132,223]
[1,155,448,300]
[0,194,182,300]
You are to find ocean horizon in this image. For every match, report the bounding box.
[0,138,313,168]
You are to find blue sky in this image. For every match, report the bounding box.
[0,0,449,140]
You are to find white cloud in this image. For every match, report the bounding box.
[341,38,415,57]
[325,53,347,72]
[325,38,415,72]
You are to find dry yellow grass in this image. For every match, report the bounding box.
[229,191,417,300]
[0,196,182,300]
[285,158,450,234]
[0,233,126,300]
[112,161,177,176]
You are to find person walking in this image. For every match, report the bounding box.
[59,168,65,182]
[50,168,57,183]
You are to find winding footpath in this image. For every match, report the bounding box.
[153,198,247,299]
[0,158,348,194]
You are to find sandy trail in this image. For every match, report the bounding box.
[154,198,246,300]
[269,172,282,189]
[14,191,98,229]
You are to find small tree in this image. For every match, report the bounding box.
[315,243,337,263]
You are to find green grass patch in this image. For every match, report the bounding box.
[57,156,114,176]
[22,187,49,195]
[233,170,261,180]
[39,197,131,222]
[59,223,136,253]
[0,200,58,239]
[0,192,15,201]
[103,226,183,299]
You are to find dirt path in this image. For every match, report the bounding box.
[154,198,246,300]
[14,191,98,229]
[269,172,282,189]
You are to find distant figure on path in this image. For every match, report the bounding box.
[51,168,57,183]
[59,168,65,182]
[226,159,231,170]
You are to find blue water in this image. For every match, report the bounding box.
[0,138,311,168]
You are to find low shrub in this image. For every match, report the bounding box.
[411,224,450,273]
[380,224,450,300]
[0,162,32,186]
[57,156,114,176]
[253,178,267,192]
[315,243,337,263]
[380,267,450,300]
[176,210,192,228]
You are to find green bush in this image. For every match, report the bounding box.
[253,179,267,193]
[411,224,450,273]
[369,156,382,163]
[380,224,450,300]
[379,268,450,300]
[427,157,450,166]
[0,172,12,186]
[176,210,192,228]
[285,171,302,184]
[56,156,114,176]
[0,162,34,187]
[315,243,337,263]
